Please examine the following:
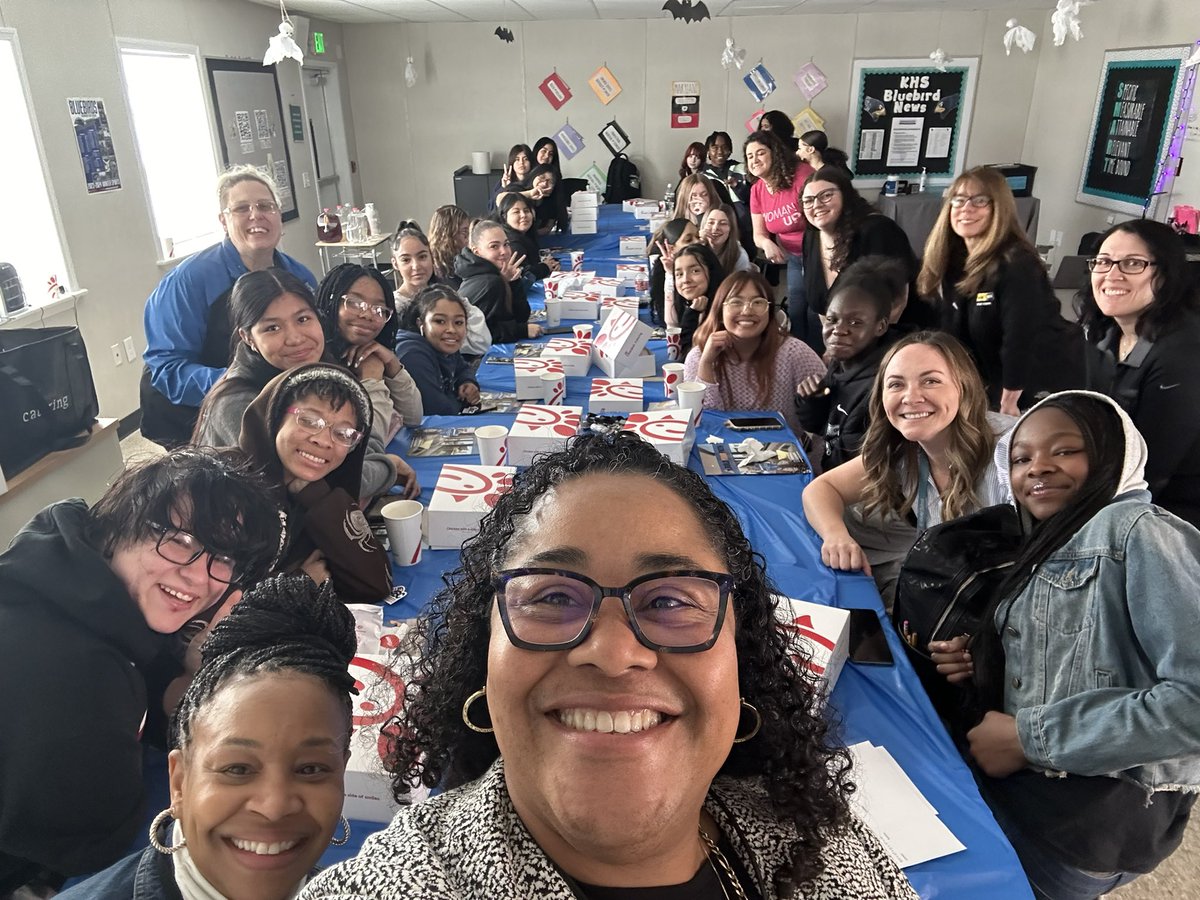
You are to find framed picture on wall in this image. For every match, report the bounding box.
[846,57,979,188]
[1076,46,1191,217]
[205,58,298,222]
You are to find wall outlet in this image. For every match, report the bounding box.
[110,343,123,366]
[123,336,137,362]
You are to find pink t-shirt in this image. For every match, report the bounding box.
[749,161,814,256]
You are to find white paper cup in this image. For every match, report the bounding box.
[475,424,509,466]
[665,327,683,362]
[544,298,562,328]
[661,363,685,399]
[570,250,584,271]
[381,499,424,567]
[676,380,707,427]
[573,323,593,340]
[540,371,566,405]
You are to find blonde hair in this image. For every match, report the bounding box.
[673,174,723,225]
[216,165,280,210]
[917,166,1038,299]
[860,331,993,523]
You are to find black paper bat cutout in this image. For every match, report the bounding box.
[495,26,514,43]
[663,0,711,23]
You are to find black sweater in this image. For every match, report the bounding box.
[454,248,532,344]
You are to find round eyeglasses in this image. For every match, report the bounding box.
[725,297,770,312]
[493,568,734,653]
[285,406,364,448]
[801,189,838,208]
[342,294,394,321]
[1086,257,1156,275]
[149,523,239,584]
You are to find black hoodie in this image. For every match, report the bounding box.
[454,247,532,344]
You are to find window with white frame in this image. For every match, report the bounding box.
[117,40,221,260]
[0,30,73,308]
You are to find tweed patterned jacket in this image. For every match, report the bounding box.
[299,758,918,899]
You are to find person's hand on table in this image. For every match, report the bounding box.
[796,374,825,399]
[820,535,872,575]
[968,711,1029,778]
[387,453,420,499]
[345,341,402,379]
[929,635,974,683]
[501,254,526,283]
[526,323,544,339]
[301,549,331,586]
[458,381,481,407]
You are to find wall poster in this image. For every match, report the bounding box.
[1077,46,1190,217]
[847,58,978,188]
[68,98,122,193]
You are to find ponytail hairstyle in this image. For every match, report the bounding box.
[799,130,851,175]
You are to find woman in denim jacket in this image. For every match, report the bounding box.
[930,391,1200,900]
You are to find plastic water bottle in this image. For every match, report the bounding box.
[664,182,675,210]
[918,168,927,193]
[363,202,381,237]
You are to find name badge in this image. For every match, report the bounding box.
[975,292,995,307]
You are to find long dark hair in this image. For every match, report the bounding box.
[314,263,398,358]
[692,270,783,407]
[672,242,726,312]
[799,130,851,174]
[397,283,468,335]
[382,431,852,887]
[802,167,875,272]
[743,130,793,191]
[228,268,317,357]
[531,136,561,178]
[1073,218,1199,343]
[492,191,535,233]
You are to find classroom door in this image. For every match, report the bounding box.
[302,66,352,210]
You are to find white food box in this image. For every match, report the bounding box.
[571,206,599,223]
[545,271,589,299]
[571,220,598,235]
[599,296,642,324]
[615,262,649,285]
[621,409,695,465]
[570,190,601,209]
[427,464,516,550]
[508,404,584,466]
[648,212,669,233]
[543,337,593,377]
[622,197,657,213]
[344,653,430,822]
[559,291,601,320]
[631,200,661,220]
[619,235,648,256]
[513,356,564,400]
[774,597,851,696]
[592,308,653,377]
[589,378,644,414]
[588,277,624,299]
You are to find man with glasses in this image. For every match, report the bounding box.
[140,166,316,449]
[0,448,282,894]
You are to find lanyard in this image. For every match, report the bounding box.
[916,451,932,532]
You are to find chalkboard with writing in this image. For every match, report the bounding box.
[1078,48,1189,217]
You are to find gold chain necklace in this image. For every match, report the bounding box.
[699,825,749,900]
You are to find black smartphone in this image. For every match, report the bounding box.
[725,416,784,431]
[848,608,894,666]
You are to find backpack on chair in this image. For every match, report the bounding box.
[604,154,641,204]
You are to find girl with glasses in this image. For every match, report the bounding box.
[301,431,916,899]
[238,363,392,603]
[1074,218,1200,527]
[918,166,1085,416]
[684,270,824,437]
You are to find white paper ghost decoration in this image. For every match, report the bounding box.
[929,48,951,72]
[721,37,747,71]
[1051,0,1092,47]
[1184,44,1200,69]
[405,56,418,87]
[1004,19,1037,55]
[264,21,304,66]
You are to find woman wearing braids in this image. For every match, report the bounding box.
[57,573,358,900]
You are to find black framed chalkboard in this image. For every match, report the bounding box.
[1077,47,1189,217]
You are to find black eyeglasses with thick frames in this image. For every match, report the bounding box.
[1086,256,1156,275]
[342,293,394,322]
[948,194,993,209]
[149,523,240,584]
[800,188,838,209]
[493,568,734,653]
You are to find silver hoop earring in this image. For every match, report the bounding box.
[732,697,761,744]
[148,808,186,854]
[462,685,494,734]
[330,814,351,846]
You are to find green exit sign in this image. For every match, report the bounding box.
[312,31,326,54]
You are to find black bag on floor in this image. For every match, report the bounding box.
[0,325,99,476]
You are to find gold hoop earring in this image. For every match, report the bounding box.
[148,808,186,854]
[462,685,494,734]
[732,697,761,744]
[329,814,351,846]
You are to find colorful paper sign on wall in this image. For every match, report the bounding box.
[670,80,700,129]
[554,121,586,160]
[582,163,607,193]
[792,107,825,136]
[744,63,776,102]
[539,72,572,110]
[599,119,630,156]
[745,108,765,133]
[589,66,622,105]
[67,97,122,193]
[794,62,828,100]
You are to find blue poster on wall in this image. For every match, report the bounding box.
[554,121,585,160]
[68,97,121,194]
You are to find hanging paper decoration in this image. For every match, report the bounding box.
[599,119,631,156]
[589,66,622,104]
[539,72,572,109]
[671,81,700,129]
[405,57,418,88]
[264,22,304,66]
[929,48,952,72]
[554,121,585,160]
[743,63,776,102]
[792,107,825,136]
[744,108,765,133]
[663,0,711,23]
[1003,19,1037,56]
[582,162,607,194]
[1051,0,1092,47]
[793,62,828,100]
[495,26,515,43]
[721,38,746,71]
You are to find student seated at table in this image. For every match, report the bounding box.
[57,574,358,900]
[456,220,542,343]
[392,219,436,306]
[192,269,407,503]
[796,261,894,472]
[673,172,726,227]
[428,204,471,290]
[678,139,706,180]
[489,143,534,209]
[299,430,918,899]
[495,192,559,288]
[394,286,482,416]
[315,262,422,449]
[684,269,824,438]
[0,449,281,896]
[531,137,566,233]
[802,331,1013,607]
[700,203,753,275]
[672,243,727,355]
[648,217,701,326]
[501,164,559,233]
[928,392,1200,900]
[700,129,739,184]
[238,363,393,602]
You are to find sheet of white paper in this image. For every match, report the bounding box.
[859,129,885,161]
[926,127,953,158]
[886,118,924,167]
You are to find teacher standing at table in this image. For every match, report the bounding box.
[140,166,315,449]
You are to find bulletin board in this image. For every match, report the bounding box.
[847,58,978,188]
[1076,47,1190,217]
[205,58,298,222]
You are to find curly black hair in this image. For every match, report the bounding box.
[383,430,853,886]
[314,263,399,360]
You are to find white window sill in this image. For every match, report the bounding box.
[0,288,87,329]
